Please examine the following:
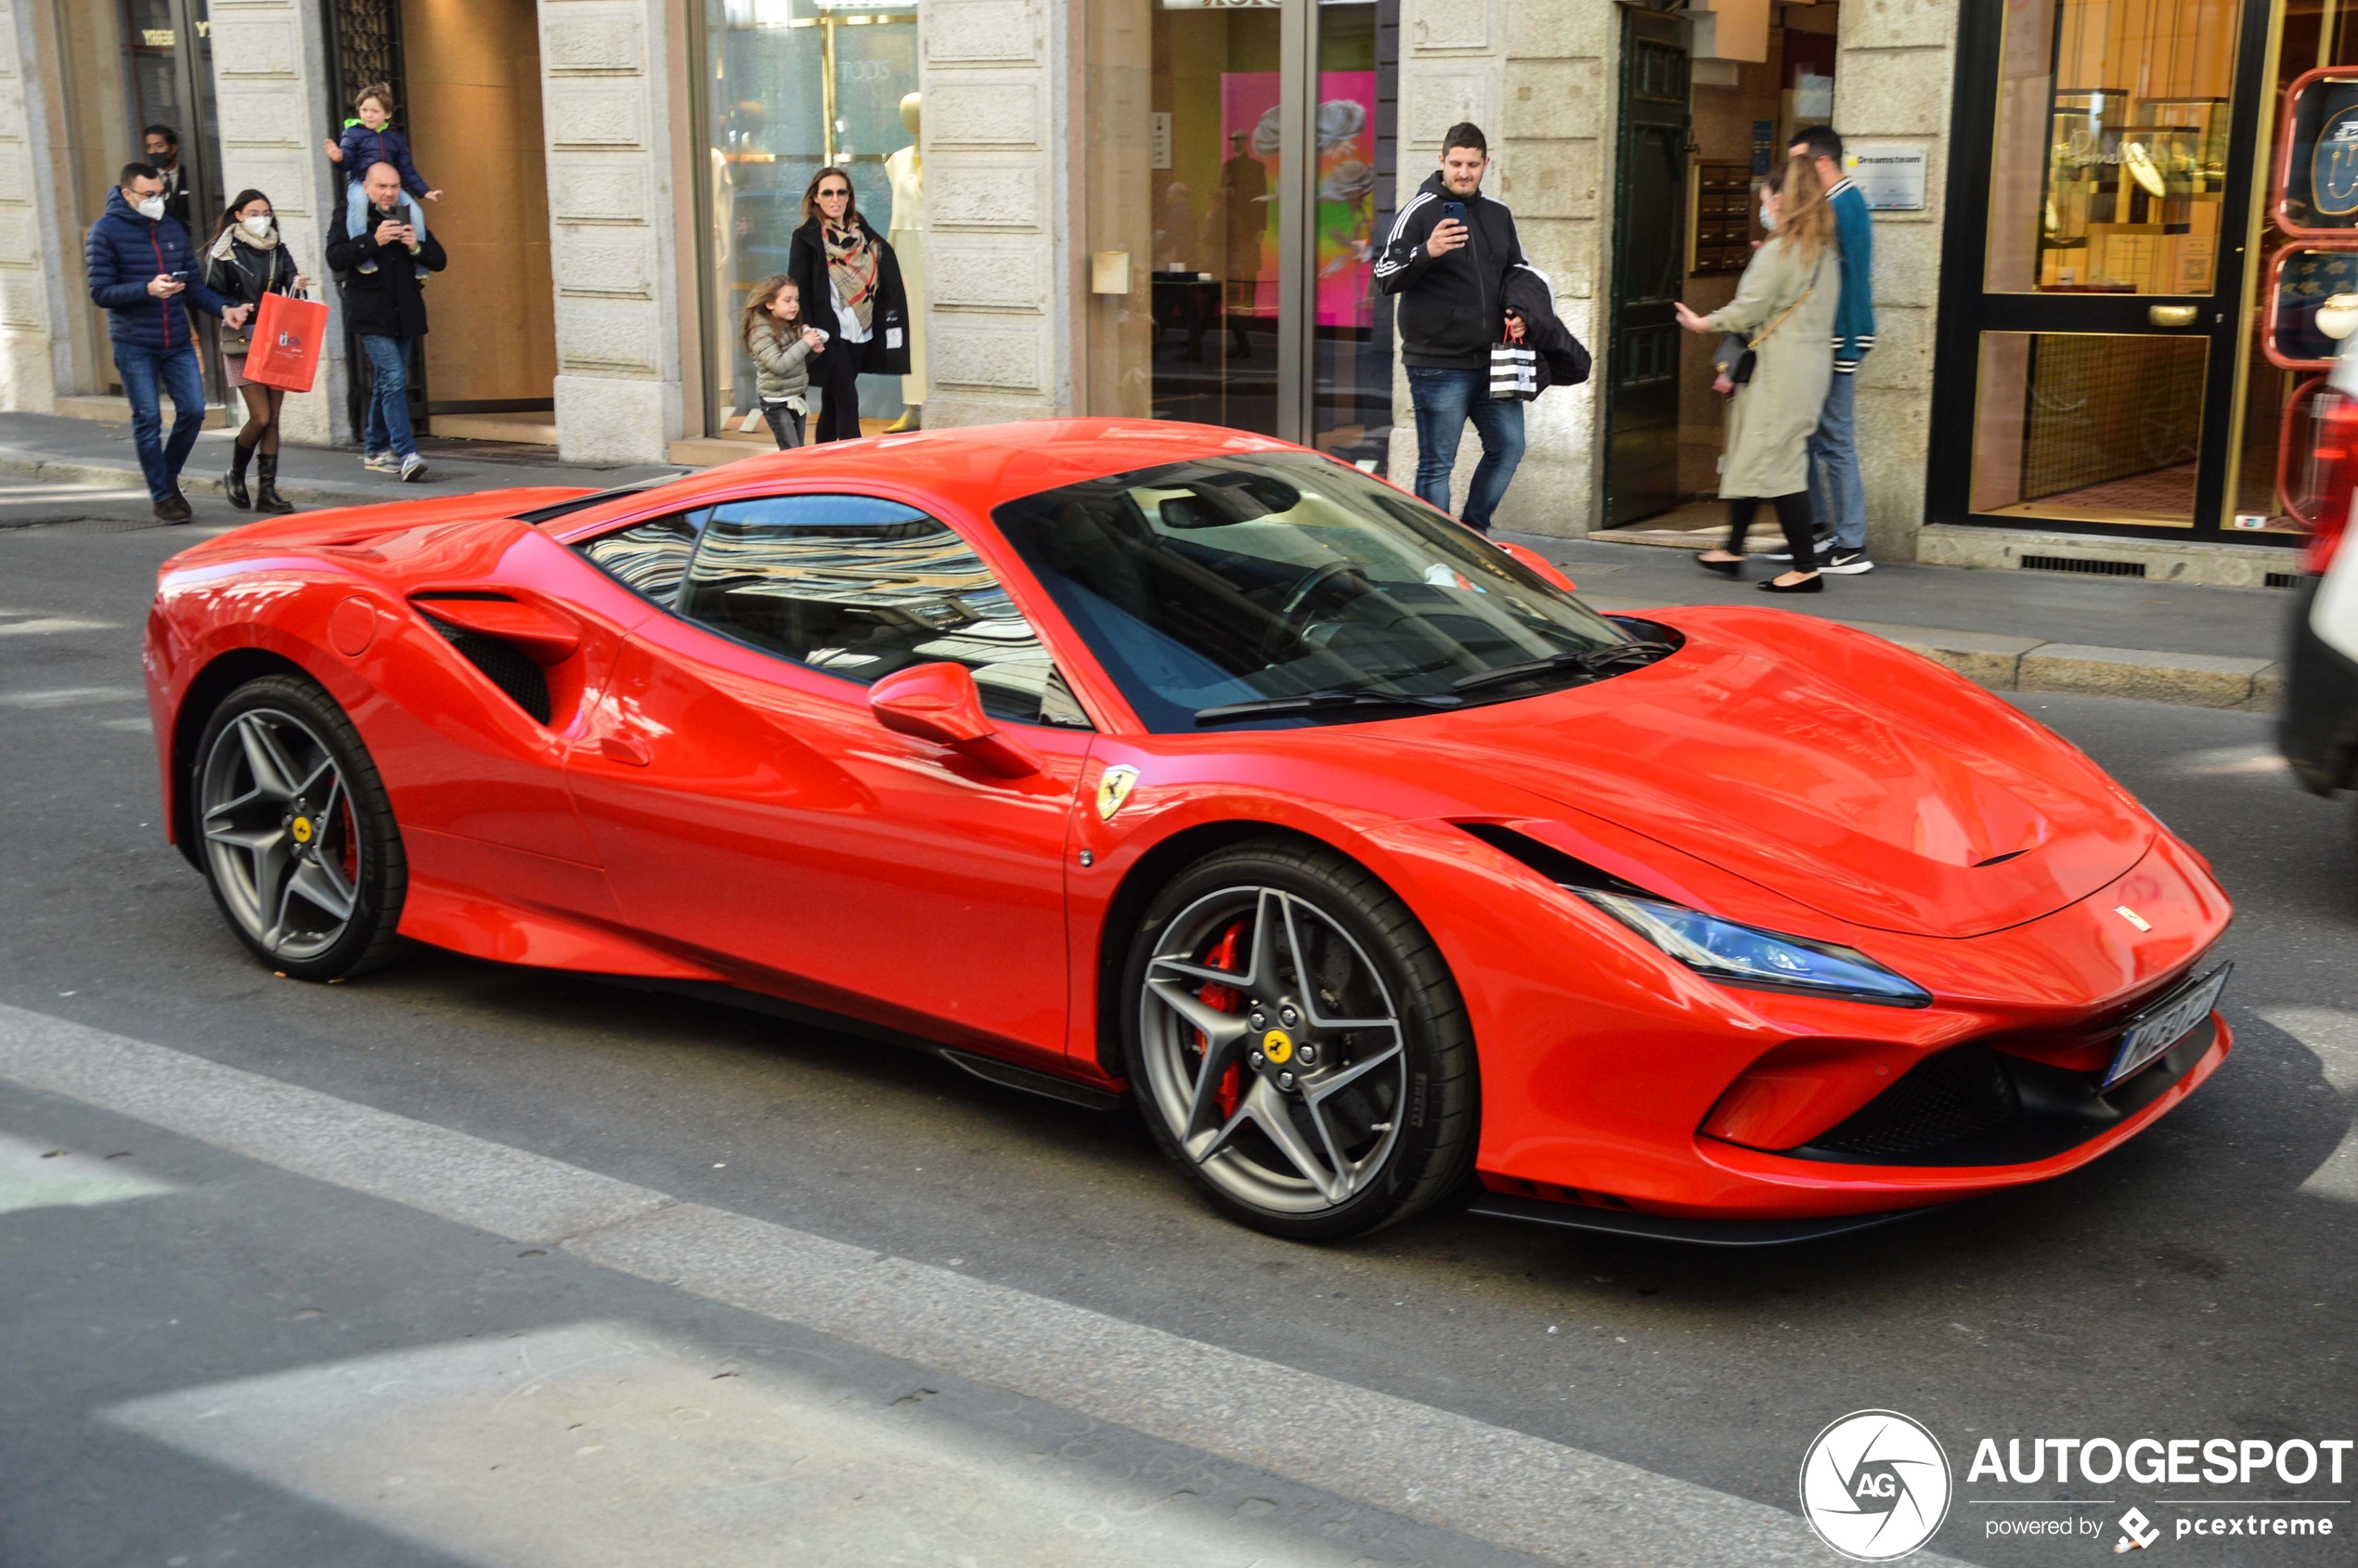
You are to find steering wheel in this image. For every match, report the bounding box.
[1277,561,1363,619]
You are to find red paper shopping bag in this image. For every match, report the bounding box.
[242,292,329,394]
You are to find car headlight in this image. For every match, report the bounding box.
[1576,890,1932,1008]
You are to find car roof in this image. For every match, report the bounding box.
[630,419,1303,516]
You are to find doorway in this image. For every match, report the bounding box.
[399,0,558,443]
[1598,4,1844,541]
[120,0,227,400]
[1928,0,2278,543]
[1090,0,1397,466]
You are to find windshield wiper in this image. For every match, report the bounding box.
[1194,688,1463,727]
[1448,641,1678,696]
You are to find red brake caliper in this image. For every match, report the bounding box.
[1196,921,1247,1118]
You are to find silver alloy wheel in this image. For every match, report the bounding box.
[199,707,360,962]
[1137,886,1407,1214]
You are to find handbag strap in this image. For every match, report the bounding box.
[1746,248,1829,353]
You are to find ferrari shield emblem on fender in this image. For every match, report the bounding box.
[2114,905,2152,932]
[1095,765,1140,821]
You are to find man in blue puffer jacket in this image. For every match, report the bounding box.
[86,162,253,523]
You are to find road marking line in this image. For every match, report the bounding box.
[105,1319,1396,1568]
[0,616,115,636]
[0,1003,1934,1567]
[0,1129,175,1213]
[0,685,141,709]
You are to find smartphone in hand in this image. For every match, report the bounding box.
[1440,200,1467,227]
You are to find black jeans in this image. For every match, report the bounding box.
[1726,492,1818,572]
[761,403,805,449]
[813,338,864,443]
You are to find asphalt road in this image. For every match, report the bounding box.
[2,495,2353,1567]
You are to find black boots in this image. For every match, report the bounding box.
[253,451,294,515]
[226,438,254,510]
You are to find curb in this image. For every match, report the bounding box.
[1586,598,2284,714]
[0,447,2283,715]
[0,449,428,512]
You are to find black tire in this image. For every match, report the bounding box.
[190,672,408,980]
[1120,837,1478,1240]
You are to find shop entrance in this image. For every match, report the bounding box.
[1929,0,2283,544]
[1597,3,1843,539]
[1085,0,1399,469]
[399,0,559,442]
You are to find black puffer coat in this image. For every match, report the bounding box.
[1500,266,1591,398]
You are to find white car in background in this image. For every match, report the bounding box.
[2284,356,2358,826]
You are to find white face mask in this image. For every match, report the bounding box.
[241,214,274,239]
[1759,202,1778,232]
[134,194,166,222]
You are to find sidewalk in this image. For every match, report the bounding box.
[0,409,681,514]
[1504,530,2293,712]
[0,411,2292,711]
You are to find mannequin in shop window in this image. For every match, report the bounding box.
[882,93,926,434]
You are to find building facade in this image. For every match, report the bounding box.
[0,0,2331,590]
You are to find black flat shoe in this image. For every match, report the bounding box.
[1694,552,1743,577]
[1757,573,1823,593]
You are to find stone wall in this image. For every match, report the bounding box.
[0,1,55,413]
[1834,0,1956,563]
[1385,0,1613,538]
[538,0,685,464]
[919,0,1072,427]
[209,0,346,445]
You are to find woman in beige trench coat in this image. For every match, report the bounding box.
[1675,155,1840,592]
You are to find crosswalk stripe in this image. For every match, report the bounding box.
[0,1002,1927,1567]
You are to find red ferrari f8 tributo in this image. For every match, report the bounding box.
[145,421,2234,1243]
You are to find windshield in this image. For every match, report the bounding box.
[991,452,1641,731]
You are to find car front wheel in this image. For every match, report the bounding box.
[1121,838,1478,1240]
[192,673,407,980]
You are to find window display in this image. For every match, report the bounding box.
[700,0,920,438]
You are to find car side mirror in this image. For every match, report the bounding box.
[869,662,1043,779]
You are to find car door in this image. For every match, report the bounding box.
[563,492,1097,1063]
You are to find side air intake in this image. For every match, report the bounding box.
[419,609,553,724]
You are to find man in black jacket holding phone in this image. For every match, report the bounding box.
[1374,122,1528,533]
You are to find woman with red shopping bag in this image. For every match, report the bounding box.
[204,190,313,513]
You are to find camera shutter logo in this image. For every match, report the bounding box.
[1799,1409,1953,1562]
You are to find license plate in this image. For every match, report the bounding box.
[2103,962,2231,1091]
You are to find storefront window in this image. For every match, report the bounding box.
[1985,0,2239,295]
[701,0,920,438]
[2226,5,2358,537]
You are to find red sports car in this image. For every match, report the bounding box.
[144,421,2234,1244]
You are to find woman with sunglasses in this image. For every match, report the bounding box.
[786,169,914,443]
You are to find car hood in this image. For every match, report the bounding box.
[1360,606,2154,939]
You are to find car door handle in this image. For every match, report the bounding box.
[600,734,651,766]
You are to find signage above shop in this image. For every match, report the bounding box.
[1847,144,1926,212]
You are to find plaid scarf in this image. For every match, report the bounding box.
[823,222,878,333]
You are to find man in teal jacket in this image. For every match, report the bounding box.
[1789,126,1876,575]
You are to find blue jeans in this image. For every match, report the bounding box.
[1807,369,1866,552]
[112,341,207,502]
[359,334,417,459]
[1407,366,1524,531]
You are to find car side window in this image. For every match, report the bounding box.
[574,509,709,609]
[675,493,1092,729]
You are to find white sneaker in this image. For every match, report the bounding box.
[398,452,428,483]
[362,450,395,472]
[1819,550,1875,575]
[1767,533,1836,563]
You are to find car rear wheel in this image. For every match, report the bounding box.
[193,674,407,980]
[1121,839,1478,1240]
